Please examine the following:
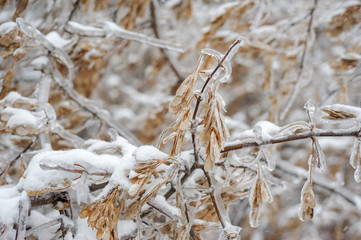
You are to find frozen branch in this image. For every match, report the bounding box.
[16,18,141,146]
[65,21,184,53]
[149,0,184,94]
[280,0,318,120]
[222,126,360,153]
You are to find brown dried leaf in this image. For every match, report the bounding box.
[249,173,273,227]
[299,180,316,221]
[321,108,357,120]
[328,5,361,37]
[169,72,197,115]
[0,69,13,99]
[94,0,109,11]
[173,0,192,20]
[170,130,185,156]
[119,0,150,30]
[204,131,220,171]
[12,0,28,21]
[80,187,122,240]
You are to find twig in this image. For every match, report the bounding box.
[146,202,177,222]
[202,169,227,228]
[0,137,37,177]
[149,0,184,95]
[222,127,360,153]
[68,0,80,22]
[280,0,318,120]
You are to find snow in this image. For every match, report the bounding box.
[45,31,71,48]
[1,107,37,127]
[17,149,132,194]
[74,217,97,240]
[153,195,181,217]
[253,121,280,144]
[31,56,49,68]
[132,145,169,161]
[117,220,137,238]
[0,185,21,226]
[0,91,25,105]
[0,21,17,35]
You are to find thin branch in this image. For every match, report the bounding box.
[146,202,178,222]
[68,0,80,22]
[280,0,318,120]
[149,0,184,95]
[202,169,227,228]
[222,127,360,153]
[0,137,37,177]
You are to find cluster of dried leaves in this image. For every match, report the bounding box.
[1,0,361,239]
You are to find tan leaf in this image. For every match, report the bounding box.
[169,72,197,115]
[249,173,273,227]
[0,69,13,99]
[299,180,316,221]
[321,108,357,120]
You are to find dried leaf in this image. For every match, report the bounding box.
[321,109,357,120]
[299,180,316,221]
[328,5,361,37]
[0,69,13,99]
[248,171,273,227]
[204,131,220,171]
[169,72,197,115]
